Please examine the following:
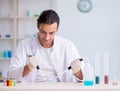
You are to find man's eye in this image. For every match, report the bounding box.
[50,32,54,35]
[40,31,46,34]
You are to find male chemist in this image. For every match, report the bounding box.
[7,9,93,82]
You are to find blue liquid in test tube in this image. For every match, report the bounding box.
[3,50,7,58]
[8,50,12,58]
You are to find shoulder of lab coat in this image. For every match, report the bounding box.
[7,36,38,82]
[54,36,80,60]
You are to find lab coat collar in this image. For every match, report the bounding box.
[35,34,59,53]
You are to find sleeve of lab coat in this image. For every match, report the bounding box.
[7,41,28,82]
[64,41,81,82]
[66,41,93,82]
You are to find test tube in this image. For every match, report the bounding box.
[7,49,12,58]
[0,49,3,58]
[27,10,30,17]
[6,78,10,86]
[9,79,13,86]
[83,58,94,86]
[103,52,109,84]
[0,71,3,82]
[3,50,7,58]
[112,59,118,85]
[94,52,100,84]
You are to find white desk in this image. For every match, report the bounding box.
[0,82,120,91]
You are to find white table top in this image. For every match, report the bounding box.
[0,82,120,91]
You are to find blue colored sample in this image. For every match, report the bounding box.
[3,51,7,58]
[8,50,12,58]
[84,80,94,86]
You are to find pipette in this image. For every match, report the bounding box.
[27,51,46,81]
[55,58,83,79]
[36,65,40,70]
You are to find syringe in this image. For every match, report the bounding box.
[55,58,83,79]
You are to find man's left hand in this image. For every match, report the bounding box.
[70,59,81,73]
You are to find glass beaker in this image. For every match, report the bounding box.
[83,58,94,86]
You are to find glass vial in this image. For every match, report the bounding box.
[27,10,30,17]
[7,49,12,58]
[103,52,109,84]
[0,49,3,58]
[94,52,100,84]
[3,50,7,58]
[0,71,3,83]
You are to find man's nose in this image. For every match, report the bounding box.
[45,34,50,40]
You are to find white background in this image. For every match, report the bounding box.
[55,0,120,82]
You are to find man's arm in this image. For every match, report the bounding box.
[22,56,39,77]
[70,59,83,80]
[22,65,31,77]
[74,69,83,80]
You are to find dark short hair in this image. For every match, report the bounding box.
[37,9,60,28]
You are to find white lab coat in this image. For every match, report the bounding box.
[7,35,93,82]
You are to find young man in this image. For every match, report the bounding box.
[7,9,93,82]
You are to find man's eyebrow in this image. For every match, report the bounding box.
[40,29,46,33]
[40,29,56,33]
[50,31,56,33]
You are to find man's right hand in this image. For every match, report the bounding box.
[27,56,39,71]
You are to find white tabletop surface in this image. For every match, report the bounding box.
[0,82,120,91]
